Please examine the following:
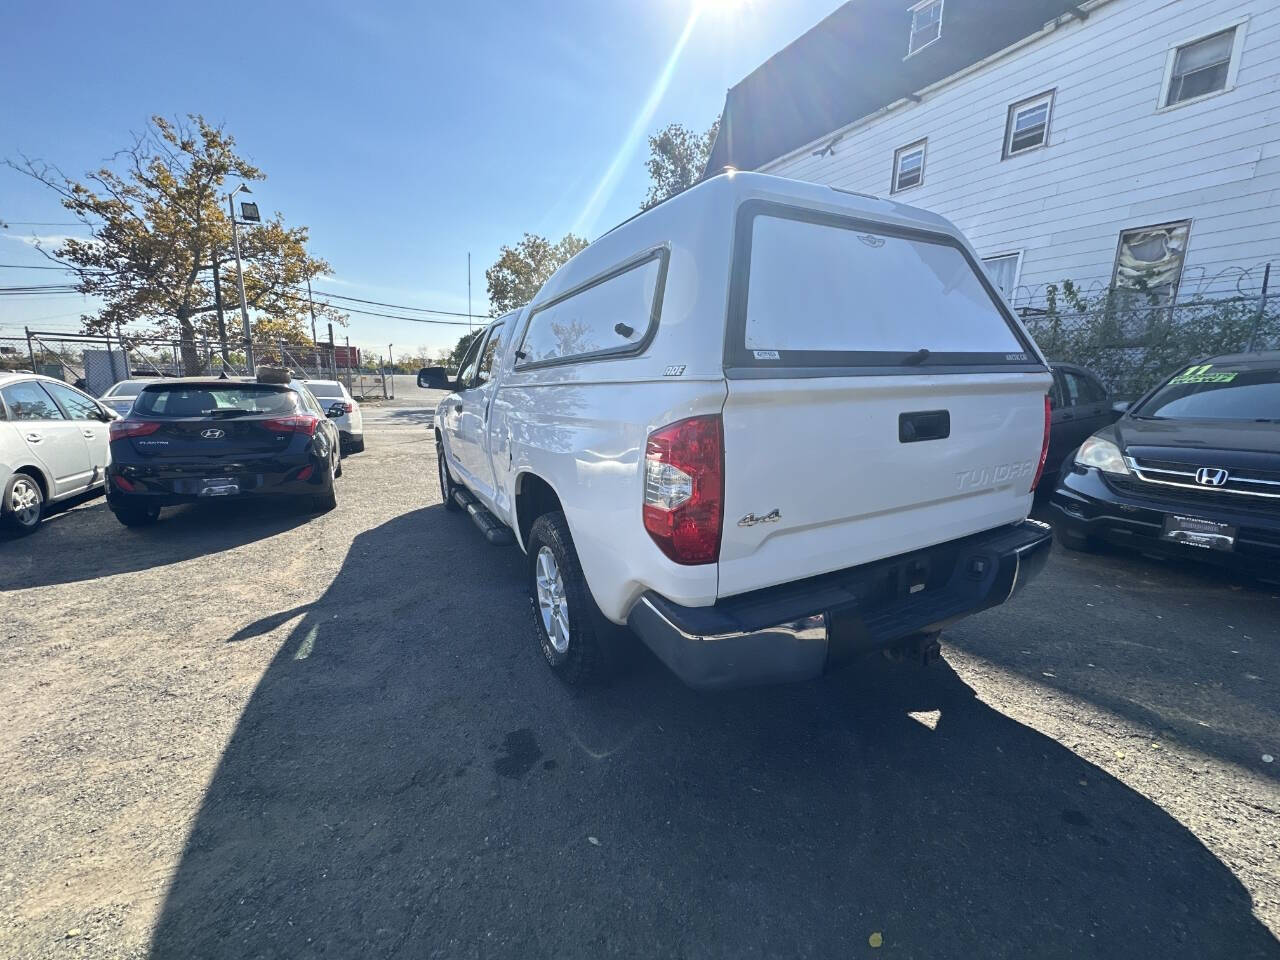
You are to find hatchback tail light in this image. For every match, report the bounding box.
[643,415,723,565]
[1029,394,1051,492]
[109,420,162,440]
[263,414,320,436]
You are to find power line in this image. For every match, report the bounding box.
[0,263,98,271]
[309,287,482,318]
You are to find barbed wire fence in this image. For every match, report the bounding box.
[1010,260,1277,398]
[0,329,398,401]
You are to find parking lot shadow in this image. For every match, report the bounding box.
[148,507,1279,959]
[0,497,312,590]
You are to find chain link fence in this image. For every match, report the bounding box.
[1018,290,1279,399]
[0,330,396,401]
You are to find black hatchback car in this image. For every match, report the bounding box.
[1050,351,1280,577]
[105,379,342,526]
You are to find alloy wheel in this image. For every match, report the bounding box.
[535,545,570,654]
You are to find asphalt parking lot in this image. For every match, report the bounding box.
[1,386,1278,959]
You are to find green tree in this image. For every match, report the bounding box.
[485,232,588,316]
[447,330,483,369]
[7,113,346,373]
[642,117,720,210]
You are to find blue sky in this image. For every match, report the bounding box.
[0,0,840,358]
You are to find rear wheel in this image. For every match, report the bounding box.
[438,442,461,511]
[2,473,44,536]
[112,501,161,528]
[526,511,619,685]
[310,457,338,512]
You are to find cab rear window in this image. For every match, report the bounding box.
[133,384,298,417]
[727,201,1038,372]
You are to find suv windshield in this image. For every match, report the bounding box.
[132,384,299,417]
[1134,362,1280,421]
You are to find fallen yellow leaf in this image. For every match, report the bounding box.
[869,932,883,948]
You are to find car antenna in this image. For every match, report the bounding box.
[902,347,931,365]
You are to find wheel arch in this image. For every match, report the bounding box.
[513,471,564,553]
[10,464,51,502]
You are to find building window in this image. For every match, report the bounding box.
[891,140,926,193]
[907,0,943,56]
[1162,25,1244,108]
[1112,221,1191,304]
[1003,91,1054,158]
[981,252,1023,298]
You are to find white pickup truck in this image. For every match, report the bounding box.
[436,172,1053,689]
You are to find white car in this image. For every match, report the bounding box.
[99,378,158,416]
[435,171,1054,690]
[1,372,115,535]
[303,379,364,453]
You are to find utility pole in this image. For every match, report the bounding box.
[211,242,231,377]
[306,275,318,345]
[228,186,254,371]
[388,342,394,399]
[327,321,335,378]
[467,252,472,334]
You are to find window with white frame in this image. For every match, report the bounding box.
[907,0,943,56]
[1003,91,1054,158]
[1112,221,1191,305]
[892,140,926,193]
[1163,26,1243,108]
[981,253,1022,298]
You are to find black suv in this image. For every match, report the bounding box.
[105,379,342,526]
[1050,351,1280,577]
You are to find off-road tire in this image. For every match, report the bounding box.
[526,511,620,685]
[438,442,461,512]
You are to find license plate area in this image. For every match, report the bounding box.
[1162,513,1235,551]
[200,477,240,497]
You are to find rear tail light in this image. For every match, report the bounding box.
[1029,394,1051,492]
[643,415,723,565]
[263,414,320,436]
[109,420,162,440]
[342,402,353,413]
[112,474,137,492]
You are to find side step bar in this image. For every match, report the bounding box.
[453,488,515,545]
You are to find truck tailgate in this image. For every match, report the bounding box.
[718,372,1049,598]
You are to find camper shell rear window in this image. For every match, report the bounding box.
[725,200,1042,376]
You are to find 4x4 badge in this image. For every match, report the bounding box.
[738,508,781,527]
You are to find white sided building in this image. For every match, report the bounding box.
[705,0,1280,308]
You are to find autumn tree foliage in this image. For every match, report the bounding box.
[8,114,344,371]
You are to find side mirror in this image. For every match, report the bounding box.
[326,403,345,419]
[97,405,119,421]
[1111,400,1131,416]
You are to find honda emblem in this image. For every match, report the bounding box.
[1194,467,1229,487]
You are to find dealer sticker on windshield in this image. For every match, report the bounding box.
[1170,363,1238,385]
[753,350,781,360]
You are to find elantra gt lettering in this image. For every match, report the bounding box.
[955,460,1034,490]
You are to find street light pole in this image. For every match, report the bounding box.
[228,185,254,371]
[210,241,231,377]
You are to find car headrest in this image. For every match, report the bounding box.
[166,390,217,416]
